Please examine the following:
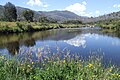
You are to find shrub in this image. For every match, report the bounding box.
[115,22,120,31]
[16,22,23,30]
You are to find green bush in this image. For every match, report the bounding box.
[16,22,24,30]
[115,22,120,31]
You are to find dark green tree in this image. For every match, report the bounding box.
[4,2,17,21]
[39,16,57,23]
[115,22,120,31]
[39,16,49,23]
[63,20,82,24]
[23,10,34,22]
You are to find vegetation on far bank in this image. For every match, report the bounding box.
[95,19,120,31]
[0,21,84,33]
[0,20,120,33]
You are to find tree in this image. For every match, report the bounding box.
[39,16,57,23]
[63,20,82,24]
[39,16,49,23]
[115,22,120,31]
[4,2,17,21]
[23,10,34,22]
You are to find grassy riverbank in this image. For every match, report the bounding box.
[0,54,120,80]
[96,19,120,30]
[0,20,120,33]
[0,22,84,33]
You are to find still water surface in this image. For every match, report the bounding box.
[0,28,120,66]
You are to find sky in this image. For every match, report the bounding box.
[0,0,120,17]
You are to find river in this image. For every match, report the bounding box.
[0,28,120,66]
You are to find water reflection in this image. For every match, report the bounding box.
[6,41,19,55]
[112,40,120,46]
[0,28,120,66]
[64,35,86,48]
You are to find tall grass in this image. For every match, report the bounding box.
[0,50,120,80]
[0,22,84,33]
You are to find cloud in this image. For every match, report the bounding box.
[113,4,120,8]
[82,1,87,5]
[65,2,86,14]
[64,1,93,17]
[43,4,48,7]
[27,0,48,7]
[95,10,100,14]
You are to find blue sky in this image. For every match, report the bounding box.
[0,0,120,17]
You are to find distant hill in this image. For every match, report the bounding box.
[0,5,120,23]
[0,5,87,22]
[38,10,84,21]
[85,11,120,23]
[16,7,84,22]
[16,6,41,21]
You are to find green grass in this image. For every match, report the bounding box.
[0,22,84,33]
[0,54,120,80]
[96,19,120,31]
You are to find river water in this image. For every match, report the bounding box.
[0,28,120,66]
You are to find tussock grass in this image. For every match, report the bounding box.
[0,22,83,33]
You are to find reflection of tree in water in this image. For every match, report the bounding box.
[5,38,36,55]
[6,41,19,55]
[115,31,120,38]
[24,38,35,47]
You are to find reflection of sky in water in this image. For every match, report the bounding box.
[84,33,99,40]
[63,33,100,48]
[64,35,86,48]
[0,48,11,58]
[0,48,9,55]
[112,40,120,46]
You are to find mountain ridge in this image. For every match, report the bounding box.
[0,5,120,23]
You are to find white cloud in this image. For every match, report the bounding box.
[82,1,87,5]
[95,10,100,14]
[43,4,48,7]
[113,4,120,8]
[64,1,93,17]
[27,0,48,7]
[65,3,86,12]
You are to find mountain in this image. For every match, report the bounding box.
[15,8,120,22]
[0,5,120,23]
[16,7,84,22]
[0,5,85,22]
[16,6,41,21]
[38,10,83,21]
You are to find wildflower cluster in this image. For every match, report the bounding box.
[0,50,120,80]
